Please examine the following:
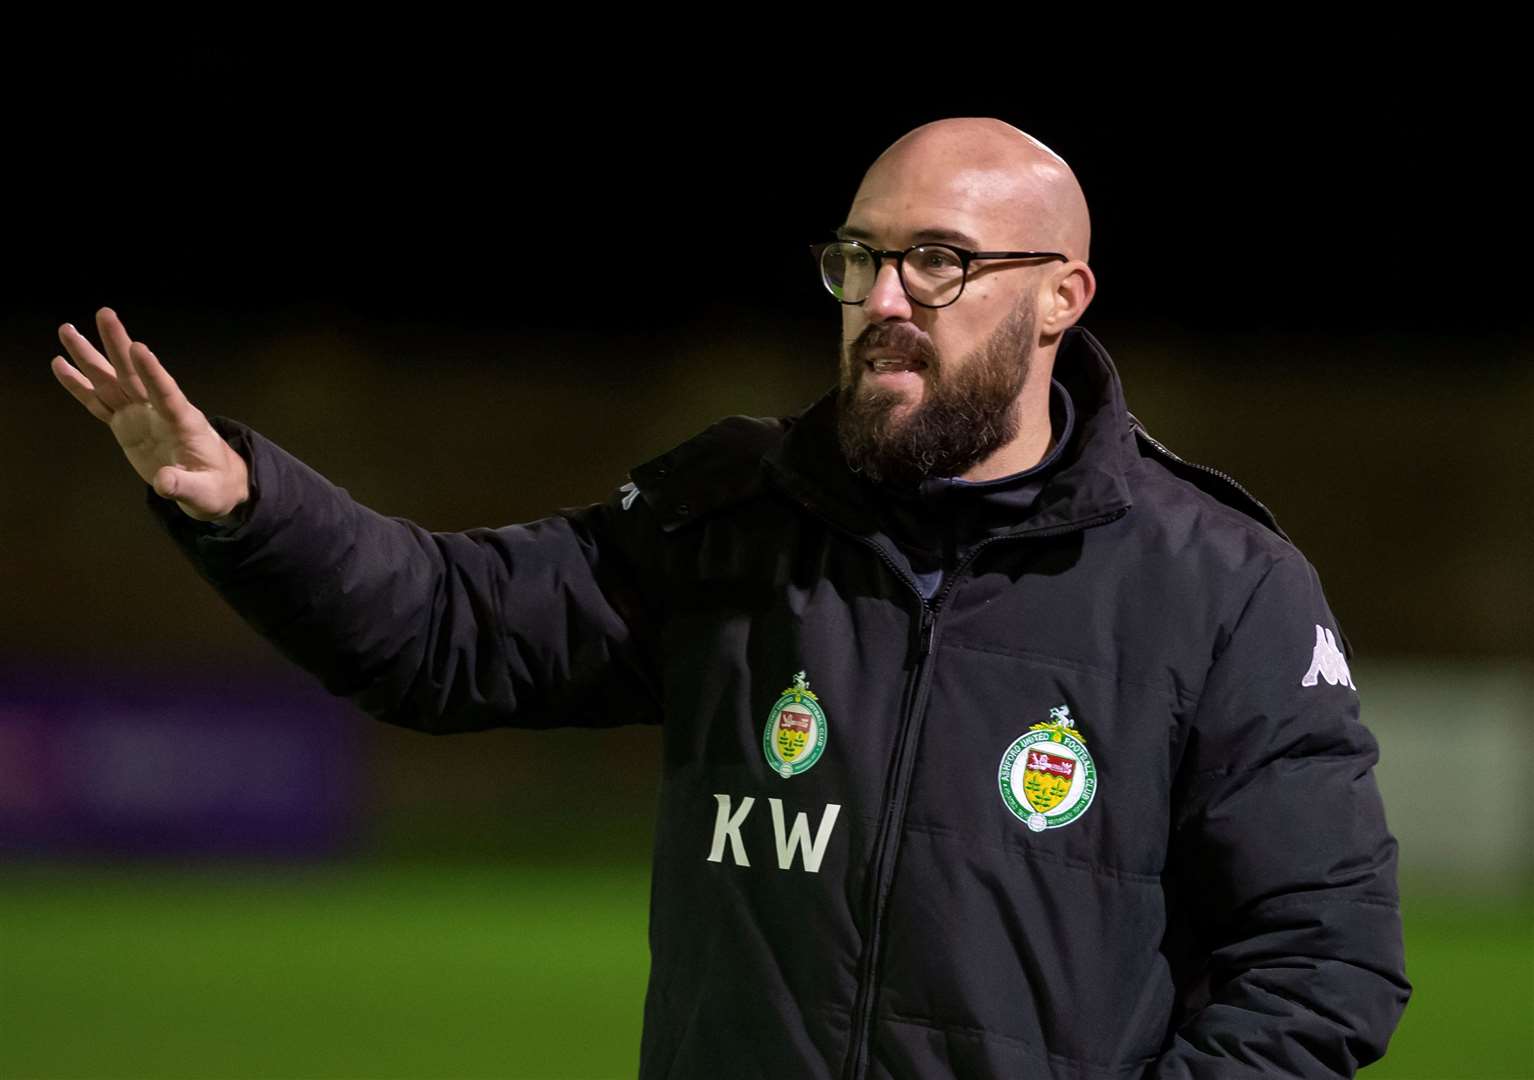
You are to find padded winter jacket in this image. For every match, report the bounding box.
[148,325,1409,1078]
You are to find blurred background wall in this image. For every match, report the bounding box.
[1,48,1528,1079]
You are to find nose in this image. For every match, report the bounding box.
[863,257,913,322]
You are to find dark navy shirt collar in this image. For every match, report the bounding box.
[864,379,1077,599]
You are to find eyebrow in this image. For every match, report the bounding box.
[835,224,984,249]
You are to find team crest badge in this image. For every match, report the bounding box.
[998,704,1098,832]
[764,671,828,779]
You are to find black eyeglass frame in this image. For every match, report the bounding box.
[810,238,1069,309]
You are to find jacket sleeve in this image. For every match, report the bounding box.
[1151,552,1410,1079]
[145,415,665,733]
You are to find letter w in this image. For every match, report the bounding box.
[768,799,842,873]
[706,794,755,866]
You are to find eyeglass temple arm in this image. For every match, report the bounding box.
[969,251,1069,262]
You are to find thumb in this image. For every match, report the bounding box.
[151,464,184,500]
[152,464,222,519]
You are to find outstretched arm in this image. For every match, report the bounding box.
[53,309,664,734]
[1151,554,1410,1079]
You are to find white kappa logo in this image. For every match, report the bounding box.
[1300,624,1356,690]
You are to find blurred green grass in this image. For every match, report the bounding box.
[1,863,1529,1079]
[1,862,652,1080]
[1360,893,1533,1079]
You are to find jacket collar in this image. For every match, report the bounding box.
[761,325,1136,542]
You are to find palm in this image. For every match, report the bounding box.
[111,397,219,488]
[51,308,248,522]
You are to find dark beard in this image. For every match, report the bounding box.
[836,299,1036,490]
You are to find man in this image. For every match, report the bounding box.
[51,118,1408,1078]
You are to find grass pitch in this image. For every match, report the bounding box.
[1,862,1528,1078]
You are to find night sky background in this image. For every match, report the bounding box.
[9,53,1526,339]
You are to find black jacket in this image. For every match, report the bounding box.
[148,325,1409,1078]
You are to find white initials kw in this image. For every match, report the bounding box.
[706,793,842,873]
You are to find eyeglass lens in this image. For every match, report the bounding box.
[820,243,964,306]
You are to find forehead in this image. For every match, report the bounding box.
[841,159,1044,246]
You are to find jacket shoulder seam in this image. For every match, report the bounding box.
[1130,454,1298,557]
[627,412,790,531]
[1128,419,1290,541]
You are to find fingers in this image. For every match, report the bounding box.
[57,320,132,412]
[51,355,115,423]
[54,308,202,434]
[95,307,150,402]
[130,342,198,425]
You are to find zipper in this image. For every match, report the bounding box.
[837,513,1126,1080]
[1128,417,1357,655]
[759,466,1127,1080]
[838,546,963,1080]
[1127,415,1286,539]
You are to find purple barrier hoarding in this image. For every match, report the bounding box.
[0,662,360,859]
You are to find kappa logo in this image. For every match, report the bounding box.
[998,704,1098,833]
[763,671,828,778]
[1300,624,1356,690]
[706,794,843,873]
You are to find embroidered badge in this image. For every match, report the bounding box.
[1300,624,1356,690]
[998,704,1098,832]
[763,671,828,779]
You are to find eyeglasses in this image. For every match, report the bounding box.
[810,238,1068,309]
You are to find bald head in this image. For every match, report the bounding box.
[854,118,1091,264]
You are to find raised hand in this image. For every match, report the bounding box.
[51,308,250,523]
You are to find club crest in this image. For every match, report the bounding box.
[998,704,1098,832]
[763,671,828,779]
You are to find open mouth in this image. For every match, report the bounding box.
[864,356,928,373]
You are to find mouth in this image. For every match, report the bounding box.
[862,353,929,375]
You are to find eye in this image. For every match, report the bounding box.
[917,247,962,271]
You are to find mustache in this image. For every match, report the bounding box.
[851,325,939,369]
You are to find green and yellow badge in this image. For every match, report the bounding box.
[764,671,828,779]
[998,704,1098,832]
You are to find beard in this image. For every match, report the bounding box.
[836,297,1037,490]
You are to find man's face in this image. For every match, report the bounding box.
[834,160,1046,489]
[837,294,1037,489]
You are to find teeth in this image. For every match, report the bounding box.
[870,358,918,372]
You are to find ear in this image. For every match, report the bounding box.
[1039,261,1097,336]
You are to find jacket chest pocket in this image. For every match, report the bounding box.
[900,641,1178,880]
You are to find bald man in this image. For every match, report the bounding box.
[832,118,1094,491]
[56,118,1407,1078]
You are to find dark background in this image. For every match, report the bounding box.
[7,54,1526,659]
[1,48,1529,1079]
[4,55,1528,858]
[11,56,1528,338]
